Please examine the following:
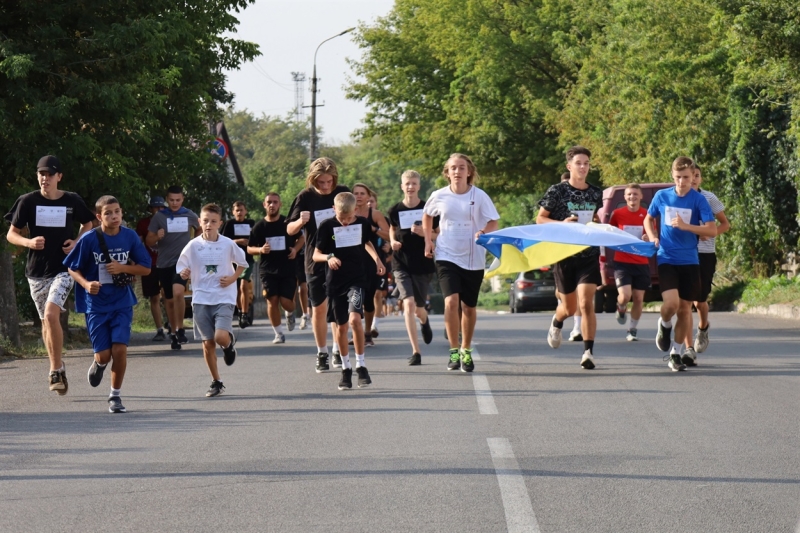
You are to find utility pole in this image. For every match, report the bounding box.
[291,72,306,122]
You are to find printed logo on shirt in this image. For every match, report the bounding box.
[93,251,130,264]
[205,265,218,273]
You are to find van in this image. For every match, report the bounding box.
[594,183,672,313]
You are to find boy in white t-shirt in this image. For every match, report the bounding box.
[176,204,247,397]
[423,153,499,373]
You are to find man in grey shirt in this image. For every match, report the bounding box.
[146,185,199,350]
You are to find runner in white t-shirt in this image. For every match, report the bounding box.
[423,153,499,373]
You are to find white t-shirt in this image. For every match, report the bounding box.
[175,235,247,306]
[698,190,725,254]
[423,185,500,271]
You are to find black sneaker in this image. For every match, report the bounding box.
[223,334,236,366]
[170,334,182,350]
[164,322,172,334]
[656,320,672,352]
[365,335,374,347]
[420,319,433,345]
[356,366,372,388]
[338,368,353,390]
[408,352,422,366]
[206,380,225,397]
[177,329,188,344]
[370,327,379,338]
[152,329,166,341]
[48,368,68,395]
[460,348,475,373]
[108,395,127,413]
[239,313,249,329]
[87,359,106,387]
[316,352,330,373]
[332,351,343,369]
[447,349,460,371]
[668,352,686,372]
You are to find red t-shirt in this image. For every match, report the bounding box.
[608,206,649,265]
[136,216,158,264]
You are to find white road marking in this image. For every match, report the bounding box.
[488,438,541,533]
[473,374,498,415]
[471,345,481,360]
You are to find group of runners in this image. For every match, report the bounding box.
[4,147,727,413]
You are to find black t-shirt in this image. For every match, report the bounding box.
[316,216,373,294]
[248,216,298,277]
[221,218,255,263]
[8,190,95,278]
[538,180,604,258]
[287,185,350,274]
[387,199,438,274]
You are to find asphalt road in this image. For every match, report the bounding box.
[1,311,799,532]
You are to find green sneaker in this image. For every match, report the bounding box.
[460,348,475,373]
[447,349,460,371]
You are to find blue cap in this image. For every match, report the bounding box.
[149,196,166,207]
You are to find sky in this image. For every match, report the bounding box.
[224,0,396,145]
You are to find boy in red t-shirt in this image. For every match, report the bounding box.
[608,184,650,341]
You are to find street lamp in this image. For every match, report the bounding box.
[309,27,356,161]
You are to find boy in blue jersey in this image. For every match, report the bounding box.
[644,157,716,371]
[65,196,152,412]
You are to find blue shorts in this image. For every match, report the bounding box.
[86,307,134,353]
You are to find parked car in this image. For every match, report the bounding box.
[594,183,672,313]
[508,268,558,313]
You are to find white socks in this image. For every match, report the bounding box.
[272,324,284,335]
[630,318,639,329]
[572,315,582,333]
[317,345,327,354]
[332,342,340,354]
[660,317,673,328]
[356,354,365,368]
[341,354,352,369]
[671,341,683,354]
[110,388,120,397]
[372,317,379,328]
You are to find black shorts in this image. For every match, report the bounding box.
[140,269,161,298]
[614,262,651,291]
[554,254,601,294]
[295,258,306,285]
[261,274,297,301]
[326,286,364,326]
[658,263,701,302]
[306,265,327,307]
[363,274,378,313]
[156,266,187,300]
[377,274,388,292]
[697,253,717,303]
[435,260,484,308]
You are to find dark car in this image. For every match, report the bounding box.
[508,268,558,313]
[594,183,672,313]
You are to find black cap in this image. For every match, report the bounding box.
[37,155,62,174]
[149,196,166,207]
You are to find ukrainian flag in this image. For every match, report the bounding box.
[476,223,656,277]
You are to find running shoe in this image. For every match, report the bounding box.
[272,332,286,344]
[239,313,249,329]
[547,315,562,349]
[206,380,225,397]
[408,352,422,366]
[682,346,698,367]
[365,335,374,347]
[568,330,583,342]
[626,328,638,342]
[332,351,343,369]
[656,320,672,352]
[164,322,172,334]
[694,326,709,353]
[356,366,372,388]
[170,334,181,350]
[223,334,236,366]
[108,395,126,413]
[48,368,68,395]
[338,368,353,390]
[152,329,166,341]
[447,349,461,371]
[316,352,330,373]
[580,350,595,370]
[177,329,188,344]
[286,313,296,332]
[668,352,686,372]
[460,348,475,373]
[299,315,309,330]
[420,319,433,345]
[87,359,105,387]
[615,304,627,325]
[370,327,379,338]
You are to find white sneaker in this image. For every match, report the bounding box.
[694,327,709,353]
[668,352,686,372]
[681,346,698,367]
[568,330,583,342]
[299,315,309,330]
[580,350,595,369]
[272,332,286,344]
[547,315,562,349]
[626,328,638,342]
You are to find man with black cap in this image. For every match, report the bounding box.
[136,196,168,341]
[5,155,95,395]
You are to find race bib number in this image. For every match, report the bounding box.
[266,236,286,251]
[334,225,362,248]
[35,206,67,228]
[622,225,644,239]
[98,264,113,284]
[314,208,335,225]
[398,209,424,230]
[167,217,189,233]
[665,206,692,225]
[446,221,473,239]
[573,210,594,225]
[234,224,251,236]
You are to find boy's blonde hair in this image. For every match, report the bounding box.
[401,169,421,182]
[334,192,356,213]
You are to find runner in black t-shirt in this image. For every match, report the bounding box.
[221,201,256,329]
[286,157,350,373]
[387,170,439,365]
[313,192,385,390]
[5,155,95,395]
[247,192,304,344]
